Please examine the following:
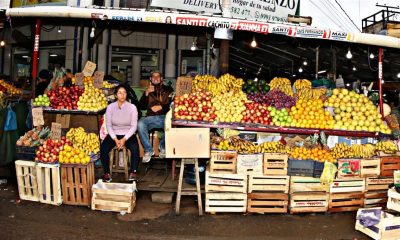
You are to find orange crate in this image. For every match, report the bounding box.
[61,163,95,206]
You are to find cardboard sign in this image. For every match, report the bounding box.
[51,122,62,140]
[175,76,192,97]
[75,72,84,87]
[56,114,70,128]
[83,61,97,77]
[93,71,105,89]
[32,107,44,127]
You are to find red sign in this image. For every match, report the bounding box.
[176,17,208,27]
[234,21,269,34]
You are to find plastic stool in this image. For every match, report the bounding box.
[109,146,130,181]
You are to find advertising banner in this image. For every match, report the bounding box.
[12,0,67,8]
[150,0,221,14]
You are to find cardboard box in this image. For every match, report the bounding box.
[165,128,210,158]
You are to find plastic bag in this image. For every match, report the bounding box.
[356,208,381,227]
[4,106,17,131]
[320,161,338,192]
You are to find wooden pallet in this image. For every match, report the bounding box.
[366,177,393,191]
[237,154,263,175]
[290,176,326,194]
[380,156,400,177]
[247,193,288,213]
[337,159,361,178]
[210,151,237,174]
[15,160,39,202]
[328,192,364,212]
[263,153,288,175]
[248,175,289,194]
[355,208,400,240]
[205,170,247,193]
[360,158,381,177]
[387,188,400,212]
[92,181,136,213]
[364,190,388,208]
[36,163,62,206]
[205,193,247,213]
[330,178,365,194]
[61,163,95,206]
[289,192,329,214]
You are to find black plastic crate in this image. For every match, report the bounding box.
[313,161,325,178]
[15,146,37,161]
[288,159,315,177]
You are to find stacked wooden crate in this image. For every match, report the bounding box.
[364,177,393,208]
[329,178,365,212]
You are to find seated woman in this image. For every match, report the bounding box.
[100,84,140,182]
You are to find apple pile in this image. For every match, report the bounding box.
[173,90,217,122]
[33,94,50,107]
[35,137,72,164]
[241,102,272,125]
[47,86,84,110]
[269,107,293,127]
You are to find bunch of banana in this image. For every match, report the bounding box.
[331,143,354,159]
[192,74,244,96]
[66,127,100,155]
[376,141,398,154]
[0,91,4,109]
[103,81,115,89]
[312,88,327,100]
[351,144,376,158]
[269,77,293,96]
[216,128,240,139]
[259,141,286,153]
[294,79,311,91]
[297,88,327,100]
[228,136,257,154]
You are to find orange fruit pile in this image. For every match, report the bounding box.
[290,99,334,129]
[290,147,336,163]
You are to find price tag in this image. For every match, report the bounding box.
[93,71,105,89]
[75,72,84,87]
[56,114,70,128]
[83,61,97,77]
[51,122,62,140]
[32,107,44,127]
[175,76,192,97]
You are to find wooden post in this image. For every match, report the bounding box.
[219,40,229,74]
[32,18,41,98]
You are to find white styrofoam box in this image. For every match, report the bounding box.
[237,154,263,175]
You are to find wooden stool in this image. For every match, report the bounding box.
[109,147,130,181]
[175,158,203,216]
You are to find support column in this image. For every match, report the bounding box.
[32,18,42,98]
[165,34,176,79]
[219,40,229,74]
[38,50,49,71]
[97,29,109,72]
[3,45,11,75]
[82,26,89,66]
[378,48,384,118]
[131,55,141,86]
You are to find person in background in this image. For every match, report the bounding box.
[138,70,173,163]
[36,69,52,97]
[100,84,140,182]
[45,67,66,93]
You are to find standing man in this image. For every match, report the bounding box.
[138,70,173,163]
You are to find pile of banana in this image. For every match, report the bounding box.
[297,88,327,100]
[294,79,311,91]
[192,74,244,96]
[331,143,354,159]
[103,81,115,89]
[259,141,288,153]
[351,144,376,158]
[228,136,257,154]
[376,141,398,154]
[269,77,294,96]
[66,127,100,155]
[0,91,5,109]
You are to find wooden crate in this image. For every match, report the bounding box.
[366,177,393,191]
[92,181,136,213]
[210,151,237,174]
[36,163,62,206]
[380,156,400,177]
[263,153,288,175]
[205,170,247,193]
[387,188,400,212]
[378,151,400,157]
[237,154,263,175]
[247,193,288,213]
[290,176,326,194]
[328,192,364,212]
[337,159,361,178]
[61,163,95,206]
[365,190,389,208]
[330,178,365,194]
[355,208,400,240]
[15,160,39,202]
[289,192,329,214]
[360,158,381,177]
[205,193,247,213]
[248,175,290,194]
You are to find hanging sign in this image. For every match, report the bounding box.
[56,114,70,128]
[93,71,105,89]
[150,0,221,14]
[75,72,84,87]
[32,107,44,127]
[175,76,192,97]
[51,122,62,140]
[83,61,97,77]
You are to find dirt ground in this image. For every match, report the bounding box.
[0,178,371,240]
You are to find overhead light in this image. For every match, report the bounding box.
[383,94,387,97]
[303,60,308,66]
[250,36,257,48]
[254,77,258,82]
[397,73,400,78]
[346,83,350,87]
[190,42,197,51]
[57,26,62,33]
[292,74,296,77]
[318,70,327,74]
[22,55,29,58]
[90,27,95,38]
[382,80,385,84]
[50,54,58,57]
[298,67,303,73]
[369,52,374,59]
[346,48,352,59]
[352,66,357,71]
[122,59,129,62]
[0,40,5,47]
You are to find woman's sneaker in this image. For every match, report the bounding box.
[129,172,138,181]
[102,173,112,183]
[158,149,166,158]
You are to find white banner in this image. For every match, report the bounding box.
[150,0,221,14]
[227,0,299,22]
